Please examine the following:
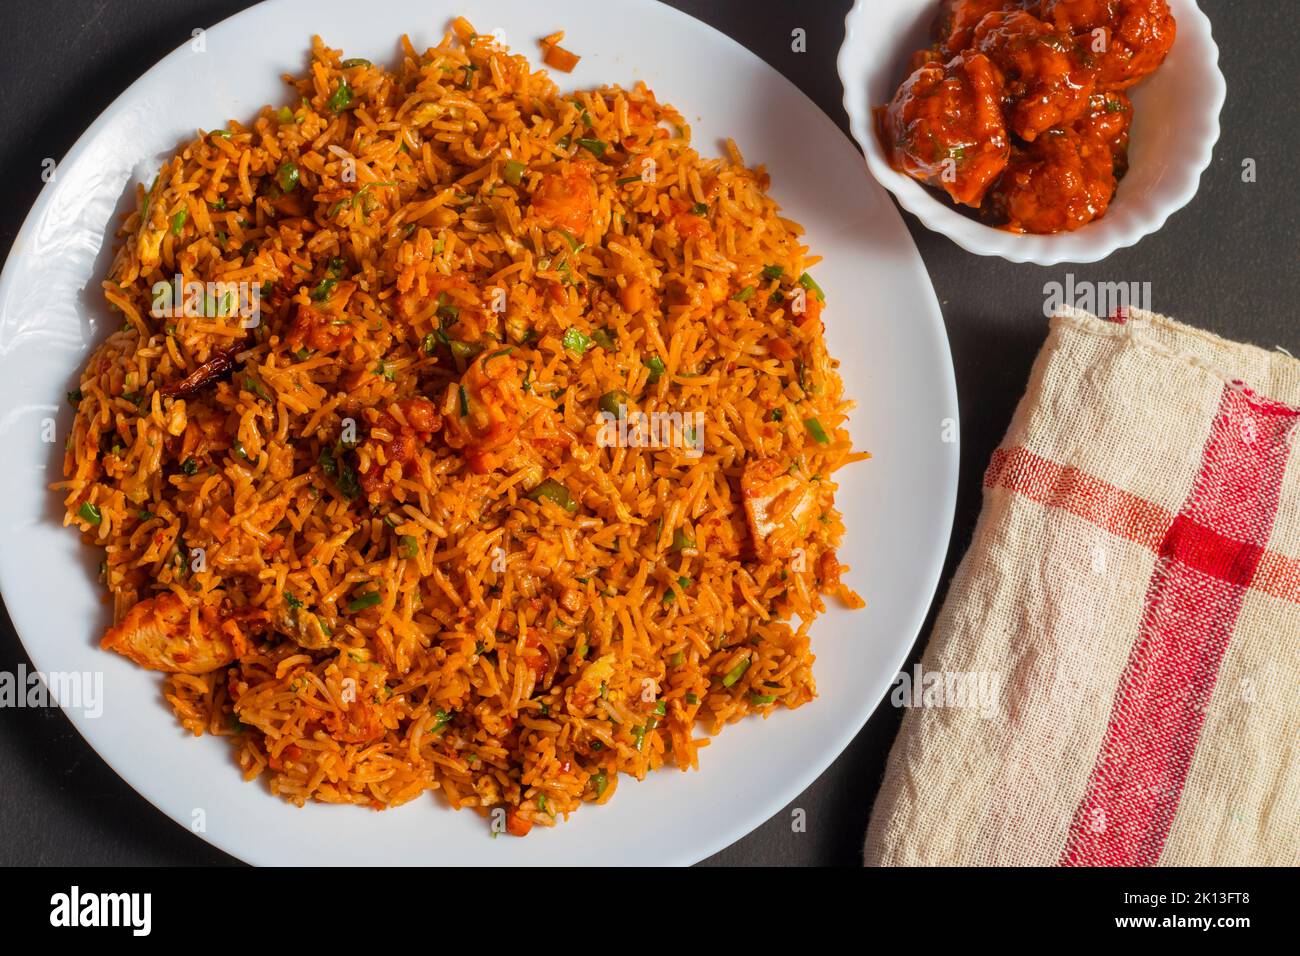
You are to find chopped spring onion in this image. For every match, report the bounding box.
[340,58,372,68]
[761,264,784,280]
[671,527,695,552]
[326,80,353,113]
[449,339,482,362]
[67,389,82,407]
[562,326,591,355]
[576,137,607,157]
[615,174,641,185]
[170,208,188,235]
[346,590,381,612]
[397,535,419,559]
[797,271,825,302]
[643,355,666,384]
[422,332,438,355]
[669,651,685,667]
[458,384,470,417]
[590,327,616,351]
[527,478,578,513]
[598,389,629,416]
[180,457,199,476]
[592,769,608,797]
[652,700,667,716]
[803,417,830,444]
[721,656,751,688]
[691,202,709,216]
[276,161,300,193]
[685,692,699,705]
[503,159,526,185]
[275,105,294,124]
[731,285,755,302]
[78,502,102,525]
[751,693,777,705]
[210,129,233,139]
[430,708,453,732]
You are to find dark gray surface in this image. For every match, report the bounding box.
[0,0,1294,867]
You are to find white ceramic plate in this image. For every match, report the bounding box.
[838,0,1226,265]
[0,0,958,866]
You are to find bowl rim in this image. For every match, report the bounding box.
[836,0,1227,265]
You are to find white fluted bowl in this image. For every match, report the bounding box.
[838,0,1226,264]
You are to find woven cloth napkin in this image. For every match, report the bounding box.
[864,307,1300,866]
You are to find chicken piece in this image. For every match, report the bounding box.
[974,9,1096,141]
[985,126,1116,233]
[395,269,486,341]
[442,349,525,473]
[571,653,616,709]
[936,0,1035,56]
[284,280,357,354]
[101,592,258,674]
[879,52,1010,207]
[529,162,596,235]
[1038,0,1176,90]
[663,198,712,241]
[741,458,819,560]
[357,397,443,498]
[1073,89,1132,177]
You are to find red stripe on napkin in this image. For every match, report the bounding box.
[1059,385,1298,866]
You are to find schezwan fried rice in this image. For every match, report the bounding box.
[55,18,867,835]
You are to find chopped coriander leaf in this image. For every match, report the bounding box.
[691,202,708,216]
[430,708,453,732]
[310,277,337,301]
[770,407,784,422]
[180,457,199,475]
[283,591,303,609]
[67,389,83,406]
[422,332,438,355]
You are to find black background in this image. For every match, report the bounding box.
[0,0,1295,867]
